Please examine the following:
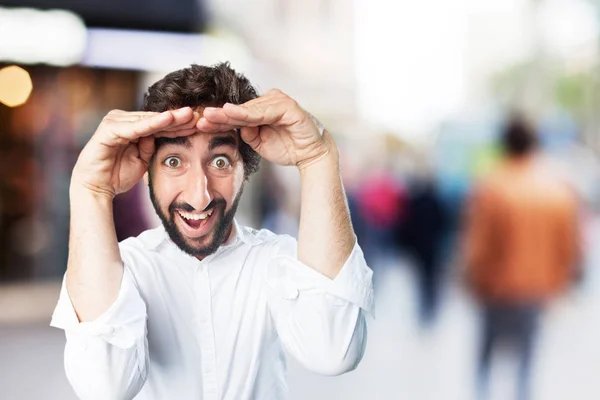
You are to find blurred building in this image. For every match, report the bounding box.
[0,1,211,281]
[208,0,361,136]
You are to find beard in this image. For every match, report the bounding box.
[148,174,244,259]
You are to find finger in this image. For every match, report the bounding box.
[201,107,238,125]
[161,107,197,128]
[225,101,291,126]
[104,110,161,121]
[106,111,173,144]
[161,111,201,131]
[111,108,195,142]
[106,108,195,121]
[104,110,188,125]
[236,88,286,108]
[129,107,195,131]
[122,142,140,165]
[201,106,270,127]
[202,94,279,120]
[239,126,261,149]
[196,117,238,133]
[138,136,155,165]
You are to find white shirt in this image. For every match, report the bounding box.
[50,221,374,400]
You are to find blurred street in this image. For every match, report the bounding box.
[3,215,600,400]
[2,0,600,399]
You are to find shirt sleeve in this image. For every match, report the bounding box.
[264,235,374,376]
[50,259,148,400]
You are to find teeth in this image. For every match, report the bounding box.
[178,209,213,221]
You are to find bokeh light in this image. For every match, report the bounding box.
[0,65,33,107]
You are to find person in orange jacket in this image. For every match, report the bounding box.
[463,114,581,400]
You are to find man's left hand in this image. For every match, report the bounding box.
[197,89,331,168]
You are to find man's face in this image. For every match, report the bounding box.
[148,129,245,259]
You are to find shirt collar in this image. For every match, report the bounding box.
[227,219,264,246]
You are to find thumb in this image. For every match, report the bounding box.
[138,136,155,166]
[240,126,261,150]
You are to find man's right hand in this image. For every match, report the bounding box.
[71,107,200,199]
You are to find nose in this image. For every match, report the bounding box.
[181,167,212,211]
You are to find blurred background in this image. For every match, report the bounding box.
[2,0,600,399]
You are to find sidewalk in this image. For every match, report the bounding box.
[0,280,60,325]
[2,254,600,399]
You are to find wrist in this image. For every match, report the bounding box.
[69,186,115,231]
[70,161,116,201]
[297,130,339,173]
[70,177,115,204]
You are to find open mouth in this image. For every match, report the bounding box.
[176,208,214,230]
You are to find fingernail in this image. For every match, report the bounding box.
[177,107,191,113]
[204,107,217,112]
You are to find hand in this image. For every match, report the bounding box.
[198,89,331,168]
[72,108,200,199]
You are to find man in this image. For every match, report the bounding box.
[463,114,580,400]
[50,63,373,400]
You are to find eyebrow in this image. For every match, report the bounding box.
[208,135,237,151]
[155,136,192,151]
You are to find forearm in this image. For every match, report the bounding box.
[56,247,148,398]
[66,185,124,322]
[297,131,354,279]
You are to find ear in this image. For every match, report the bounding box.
[143,171,149,186]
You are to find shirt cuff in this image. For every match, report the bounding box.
[264,241,374,315]
[49,267,147,349]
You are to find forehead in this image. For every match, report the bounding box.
[155,131,239,152]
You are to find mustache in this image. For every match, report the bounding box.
[169,198,226,214]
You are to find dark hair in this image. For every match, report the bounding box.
[501,113,538,157]
[142,62,261,179]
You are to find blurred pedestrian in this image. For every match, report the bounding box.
[356,167,406,265]
[463,114,580,400]
[400,177,447,327]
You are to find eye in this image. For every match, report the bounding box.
[163,156,182,168]
[211,156,231,169]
